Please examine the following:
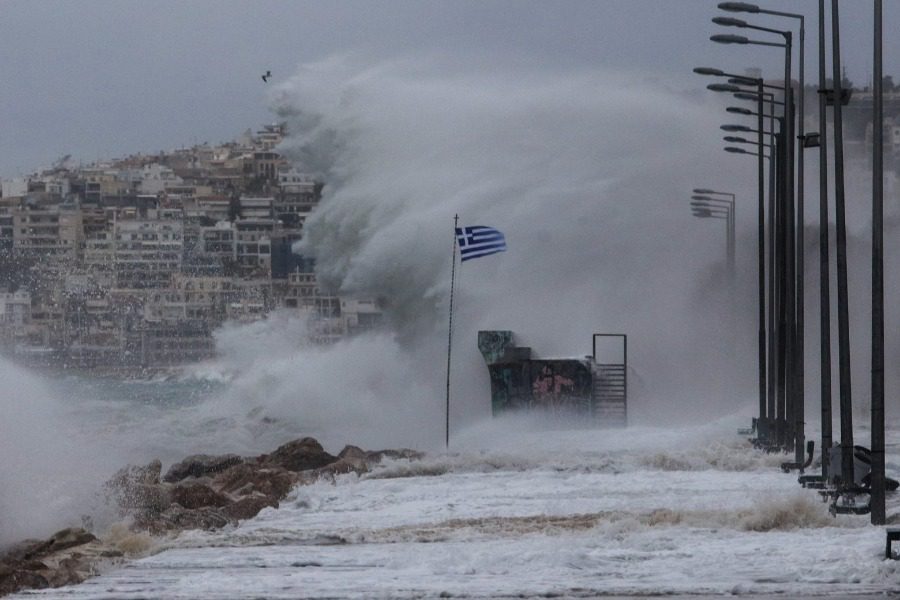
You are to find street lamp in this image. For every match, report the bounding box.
[724,146,759,155]
[690,202,734,272]
[691,193,735,271]
[731,91,785,449]
[708,83,743,94]
[717,0,809,472]
[829,0,854,491]
[712,19,795,454]
[871,0,886,525]
[723,136,772,152]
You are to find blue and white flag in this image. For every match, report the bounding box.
[455,225,507,262]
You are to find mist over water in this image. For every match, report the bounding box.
[270,57,763,424]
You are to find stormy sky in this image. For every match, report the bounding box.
[0,0,895,179]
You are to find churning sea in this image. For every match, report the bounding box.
[3,363,900,599]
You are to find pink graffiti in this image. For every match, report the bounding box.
[531,368,575,406]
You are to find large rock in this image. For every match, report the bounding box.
[106,460,162,490]
[0,568,48,596]
[0,528,100,597]
[170,483,231,510]
[25,528,97,558]
[143,505,230,534]
[104,460,171,519]
[212,463,295,500]
[44,557,85,588]
[263,437,337,472]
[163,454,243,483]
[337,445,368,461]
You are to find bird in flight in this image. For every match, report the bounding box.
[262,70,271,83]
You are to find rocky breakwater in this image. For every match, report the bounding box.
[0,437,423,597]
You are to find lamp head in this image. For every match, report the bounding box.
[712,16,748,27]
[710,34,750,44]
[708,83,743,93]
[718,1,760,13]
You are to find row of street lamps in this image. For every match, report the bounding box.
[691,1,887,525]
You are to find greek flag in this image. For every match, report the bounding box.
[455,225,507,262]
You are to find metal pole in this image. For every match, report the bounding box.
[783,31,795,450]
[756,82,767,437]
[794,16,807,468]
[871,0,885,525]
[776,116,788,447]
[445,214,459,449]
[831,0,854,487]
[817,0,833,479]
[767,109,778,444]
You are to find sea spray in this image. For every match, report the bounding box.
[269,57,764,426]
[0,360,109,547]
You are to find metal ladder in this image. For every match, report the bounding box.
[592,363,627,426]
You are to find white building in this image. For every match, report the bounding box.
[0,290,31,328]
[1,178,28,198]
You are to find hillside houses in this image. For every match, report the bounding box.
[0,124,381,370]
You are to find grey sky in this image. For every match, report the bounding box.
[0,0,895,178]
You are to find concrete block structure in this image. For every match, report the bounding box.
[477,330,627,426]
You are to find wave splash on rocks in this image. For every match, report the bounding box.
[0,436,422,597]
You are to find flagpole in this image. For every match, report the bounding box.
[445,214,459,449]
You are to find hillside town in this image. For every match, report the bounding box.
[0,124,382,371]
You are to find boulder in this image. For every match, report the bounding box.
[212,463,295,500]
[170,483,231,510]
[44,557,85,588]
[113,483,172,519]
[108,460,162,487]
[104,460,170,519]
[0,568,48,596]
[0,528,101,597]
[163,454,243,483]
[263,437,337,472]
[143,505,230,534]
[337,445,367,461]
[28,528,97,558]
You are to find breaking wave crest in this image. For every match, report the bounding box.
[639,440,788,472]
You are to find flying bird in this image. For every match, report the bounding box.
[261,70,271,83]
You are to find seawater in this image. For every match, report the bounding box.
[8,411,900,599]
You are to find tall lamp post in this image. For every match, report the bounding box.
[711,26,795,453]
[816,0,833,486]
[718,0,809,477]
[699,74,769,434]
[830,0,854,490]
[691,194,736,273]
[729,93,782,443]
[871,0,885,526]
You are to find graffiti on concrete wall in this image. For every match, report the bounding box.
[480,329,593,416]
